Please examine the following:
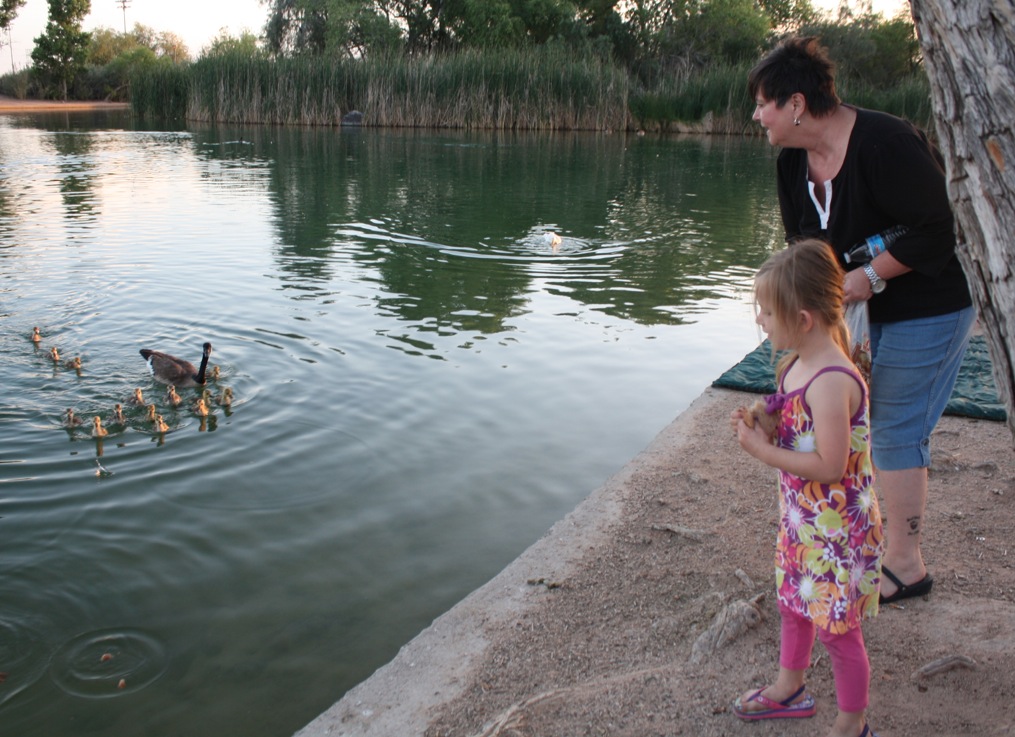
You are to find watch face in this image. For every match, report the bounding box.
[872,279,886,294]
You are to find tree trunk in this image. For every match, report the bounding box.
[909,0,1015,444]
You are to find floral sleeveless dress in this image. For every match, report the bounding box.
[769,363,883,634]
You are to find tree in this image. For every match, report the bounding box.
[31,0,91,100]
[0,0,27,37]
[201,29,263,58]
[910,0,1015,443]
[1,0,27,70]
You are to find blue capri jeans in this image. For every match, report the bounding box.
[868,306,976,471]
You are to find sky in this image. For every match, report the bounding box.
[1,0,912,77]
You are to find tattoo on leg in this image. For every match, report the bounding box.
[907,515,922,535]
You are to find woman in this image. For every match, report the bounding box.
[747,36,975,605]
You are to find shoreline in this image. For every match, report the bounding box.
[0,96,129,113]
[295,386,1015,737]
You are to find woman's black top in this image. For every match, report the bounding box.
[776,106,972,323]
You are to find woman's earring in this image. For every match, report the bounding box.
[793,118,801,126]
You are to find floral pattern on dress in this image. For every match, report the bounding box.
[770,364,883,634]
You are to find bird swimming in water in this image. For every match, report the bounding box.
[63,408,84,428]
[31,327,42,343]
[50,346,61,363]
[153,414,170,433]
[165,385,182,407]
[209,365,221,382]
[127,388,145,406]
[65,356,82,371]
[218,387,233,408]
[140,342,212,387]
[91,416,108,438]
[111,404,126,425]
[193,397,209,417]
[144,403,157,423]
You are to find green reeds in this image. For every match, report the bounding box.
[129,49,931,133]
[630,64,754,133]
[132,47,631,130]
[839,72,933,129]
[130,63,190,119]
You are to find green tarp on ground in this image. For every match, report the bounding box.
[713,335,1006,422]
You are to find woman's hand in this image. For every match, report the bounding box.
[843,266,873,304]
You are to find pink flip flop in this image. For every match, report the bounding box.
[733,684,817,720]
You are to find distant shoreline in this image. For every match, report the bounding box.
[0,96,129,113]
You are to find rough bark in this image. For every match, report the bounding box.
[910,0,1015,443]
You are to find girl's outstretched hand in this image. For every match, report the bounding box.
[730,407,749,434]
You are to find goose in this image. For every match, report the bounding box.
[209,365,221,382]
[193,397,209,417]
[50,346,61,363]
[140,342,212,387]
[218,387,234,408]
[153,414,170,433]
[31,327,42,343]
[63,408,84,428]
[126,388,145,406]
[91,416,108,438]
[165,385,183,408]
[111,404,126,425]
[144,403,157,423]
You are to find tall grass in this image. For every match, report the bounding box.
[129,48,931,133]
[132,47,630,130]
[630,64,755,134]
[131,63,190,119]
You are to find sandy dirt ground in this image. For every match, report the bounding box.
[298,386,1015,737]
[0,95,129,112]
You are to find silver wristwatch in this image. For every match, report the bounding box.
[863,263,886,294]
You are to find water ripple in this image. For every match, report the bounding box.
[49,628,167,698]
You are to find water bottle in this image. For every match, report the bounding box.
[843,224,908,264]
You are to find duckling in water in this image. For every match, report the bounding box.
[144,403,158,423]
[31,327,42,343]
[111,403,126,425]
[209,365,221,382]
[63,408,84,428]
[217,387,234,408]
[153,414,170,433]
[192,397,209,417]
[65,356,82,371]
[127,388,145,406]
[50,346,61,363]
[165,385,183,408]
[139,342,213,388]
[91,416,108,438]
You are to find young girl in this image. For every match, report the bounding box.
[730,240,883,737]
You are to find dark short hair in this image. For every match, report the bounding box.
[747,37,840,117]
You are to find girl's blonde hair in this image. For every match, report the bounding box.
[754,239,850,379]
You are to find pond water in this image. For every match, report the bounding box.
[0,110,782,737]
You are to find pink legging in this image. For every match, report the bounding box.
[779,601,870,713]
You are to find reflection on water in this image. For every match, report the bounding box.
[0,110,781,737]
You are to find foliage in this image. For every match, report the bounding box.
[130,61,190,118]
[89,24,190,65]
[0,0,27,33]
[201,29,265,59]
[800,10,920,85]
[31,0,91,100]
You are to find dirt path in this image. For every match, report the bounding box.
[297,386,1015,737]
[0,95,129,113]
